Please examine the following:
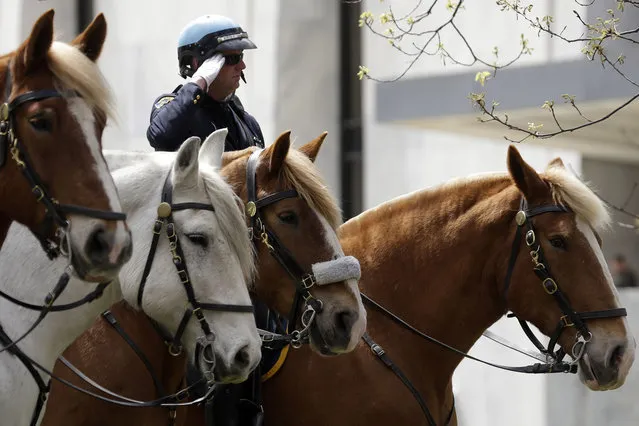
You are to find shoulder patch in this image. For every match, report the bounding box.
[154,96,175,109]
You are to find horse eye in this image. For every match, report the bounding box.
[278,211,298,226]
[186,233,208,248]
[29,117,52,132]
[549,236,567,250]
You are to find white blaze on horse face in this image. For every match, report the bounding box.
[577,218,636,379]
[317,214,367,346]
[67,98,130,265]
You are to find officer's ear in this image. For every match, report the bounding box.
[265,131,291,176]
[298,132,327,163]
[71,13,107,62]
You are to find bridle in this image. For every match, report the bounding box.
[503,198,628,365]
[244,149,326,349]
[0,61,127,260]
[135,169,254,382]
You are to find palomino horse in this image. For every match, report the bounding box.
[0,10,131,280]
[256,146,635,425]
[0,130,262,426]
[41,131,366,426]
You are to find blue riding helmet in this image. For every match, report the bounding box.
[177,14,257,79]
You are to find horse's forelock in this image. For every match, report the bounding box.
[543,166,611,232]
[280,148,343,230]
[47,41,116,123]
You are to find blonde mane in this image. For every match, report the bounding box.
[357,164,610,233]
[200,165,256,285]
[47,41,116,122]
[280,148,343,230]
[542,165,611,231]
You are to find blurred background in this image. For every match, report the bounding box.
[2,0,639,424]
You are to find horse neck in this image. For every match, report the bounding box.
[342,177,521,383]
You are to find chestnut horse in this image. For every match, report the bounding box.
[41,131,366,426]
[0,10,131,281]
[252,145,636,425]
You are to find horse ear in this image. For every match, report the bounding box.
[507,145,548,200]
[15,9,55,76]
[71,13,107,62]
[199,128,227,170]
[172,137,202,188]
[266,131,291,176]
[298,131,327,163]
[546,157,566,171]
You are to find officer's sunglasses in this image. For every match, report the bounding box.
[223,53,244,66]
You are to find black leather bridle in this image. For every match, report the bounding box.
[244,149,325,349]
[135,169,254,380]
[503,198,628,364]
[0,62,127,260]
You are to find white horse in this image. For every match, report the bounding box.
[0,129,262,426]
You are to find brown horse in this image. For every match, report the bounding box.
[0,10,131,281]
[256,145,635,425]
[41,131,366,426]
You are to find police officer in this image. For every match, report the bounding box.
[146,14,268,426]
[146,14,264,152]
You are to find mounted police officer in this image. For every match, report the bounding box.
[146,14,268,426]
[146,14,264,152]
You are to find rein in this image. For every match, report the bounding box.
[0,265,112,426]
[0,61,126,261]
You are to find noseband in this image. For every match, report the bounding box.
[0,62,127,260]
[503,198,627,364]
[135,169,254,381]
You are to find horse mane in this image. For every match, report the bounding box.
[200,164,256,285]
[354,165,610,233]
[542,165,611,231]
[47,41,116,122]
[280,148,343,230]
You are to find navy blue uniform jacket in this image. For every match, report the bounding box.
[146,82,264,152]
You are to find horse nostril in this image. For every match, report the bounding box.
[234,345,251,370]
[335,310,357,334]
[608,344,625,369]
[85,227,112,264]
